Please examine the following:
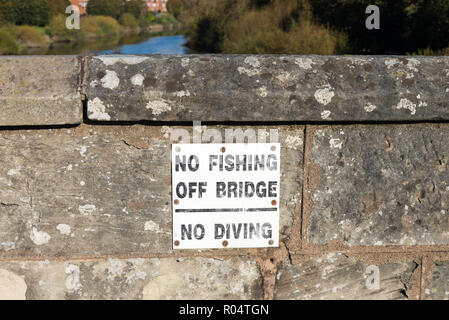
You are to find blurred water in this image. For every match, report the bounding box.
[96,35,192,55]
[23,34,192,55]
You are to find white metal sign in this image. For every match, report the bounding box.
[172,143,280,249]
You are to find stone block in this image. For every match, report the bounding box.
[275,253,416,300]
[87,55,449,122]
[424,261,449,300]
[0,56,82,126]
[305,124,449,246]
[0,256,262,300]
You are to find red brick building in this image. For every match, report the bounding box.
[69,0,168,15]
[142,0,168,13]
[69,0,88,15]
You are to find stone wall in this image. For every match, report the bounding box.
[0,55,448,300]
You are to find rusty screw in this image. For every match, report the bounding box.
[221,147,226,153]
[271,200,277,206]
[271,145,276,151]
[174,199,179,205]
[268,240,274,245]
[222,240,228,247]
[174,240,180,246]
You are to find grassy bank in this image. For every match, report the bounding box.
[0,24,50,54]
[0,13,179,54]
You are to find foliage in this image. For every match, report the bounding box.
[166,0,189,21]
[124,0,143,19]
[47,0,71,17]
[119,13,139,29]
[309,0,449,54]
[0,0,50,26]
[87,0,124,19]
[49,13,125,41]
[408,47,449,56]
[172,0,449,55]
[0,26,18,53]
[175,0,236,53]
[0,0,15,24]
[48,13,80,41]
[15,25,50,47]
[221,0,346,54]
[173,0,346,54]
[166,0,182,18]
[141,11,176,26]
[153,13,177,25]
[145,12,156,23]
[81,15,121,38]
[138,12,154,27]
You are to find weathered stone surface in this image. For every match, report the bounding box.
[141,256,263,299]
[306,124,449,246]
[0,125,302,256]
[274,253,416,300]
[0,268,27,300]
[0,56,82,126]
[425,261,449,300]
[87,55,449,122]
[0,256,262,300]
[0,125,171,256]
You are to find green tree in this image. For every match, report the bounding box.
[0,0,16,23]
[87,0,124,19]
[0,27,18,54]
[49,13,80,40]
[166,0,182,18]
[119,12,138,29]
[48,0,71,17]
[124,0,142,19]
[11,0,50,26]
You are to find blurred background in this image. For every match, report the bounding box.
[0,0,448,55]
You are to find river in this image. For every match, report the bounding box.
[97,35,192,55]
[35,33,192,55]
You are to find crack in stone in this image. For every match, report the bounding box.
[122,139,144,150]
[0,202,19,207]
